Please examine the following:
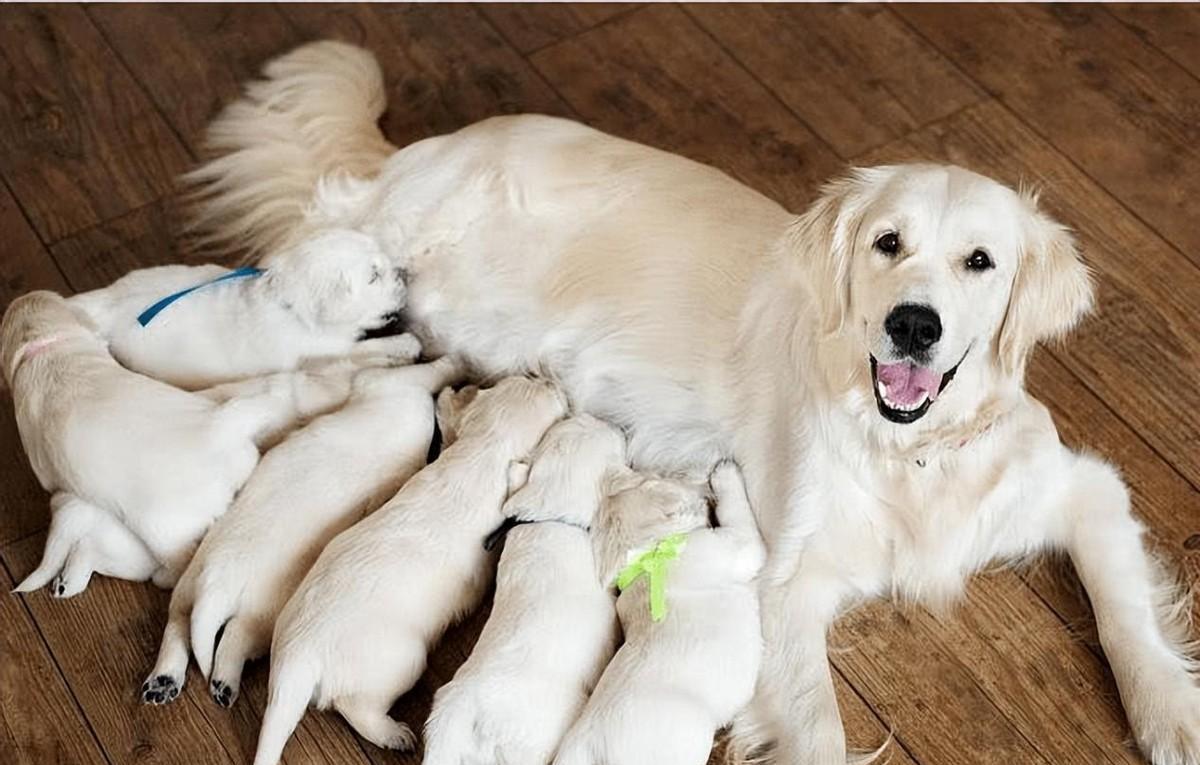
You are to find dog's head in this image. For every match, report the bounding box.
[789,164,1093,430]
[1,291,100,389]
[592,469,709,586]
[502,414,628,528]
[264,228,406,335]
[452,376,568,454]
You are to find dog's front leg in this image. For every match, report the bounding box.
[1064,454,1200,765]
[732,576,850,765]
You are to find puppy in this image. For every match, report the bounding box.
[140,356,463,708]
[423,414,626,765]
[554,461,765,765]
[68,227,414,389]
[253,376,567,765]
[2,291,356,595]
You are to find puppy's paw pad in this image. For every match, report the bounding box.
[50,574,82,599]
[209,679,237,708]
[141,675,181,705]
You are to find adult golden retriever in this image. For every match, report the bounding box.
[188,42,1198,765]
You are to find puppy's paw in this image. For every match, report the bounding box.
[1131,683,1200,765]
[709,459,743,495]
[141,674,182,705]
[50,571,89,599]
[380,332,422,364]
[209,678,238,708]
[381,723,417,752]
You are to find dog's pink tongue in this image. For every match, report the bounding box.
[877,362,943,405]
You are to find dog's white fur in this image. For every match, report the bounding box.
[1,291,357,595]
[554,461,764,765]
[253,376,567,765]
[423,414,626,765]
[191,42,1200,765]
[69,227,412,389]
[140,356,463,708]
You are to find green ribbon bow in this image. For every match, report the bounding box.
[614,532,688,622]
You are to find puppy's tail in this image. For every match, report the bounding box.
[253,656,317,765]
[183,40,395,263]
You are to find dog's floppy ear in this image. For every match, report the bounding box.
[786,168,888,336]
[996,194,1094,376]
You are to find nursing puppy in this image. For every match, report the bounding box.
[423,414,626,765]
[2,291,352,595]
[253,376,567,765]
[555,461,765,765]
[140,356,463,708]
[69,227,413,389]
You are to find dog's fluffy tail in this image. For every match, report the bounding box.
[184,40,395,262]
[253,655,318,765]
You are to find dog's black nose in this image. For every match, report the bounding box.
[885,304,942,357]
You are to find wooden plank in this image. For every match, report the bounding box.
[0,183,69,312]
[1108,4,1200,82]
[280,3,570,150]
[687,3,983,158]
[2,534,376,765]
[530,4,843,212]
[87,4,301,155]
[0,6,190,242]
[896,4,1200,266]
[0,563,109,765]
[478,3,635,54]
[832,601,1053,765]
[854,98,1200,492]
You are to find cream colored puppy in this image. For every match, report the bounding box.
[423,414,626,765]
[69,227,414,389]
[2,291,352,595]
[253,376,567,765]
[554,461,765,765]
[140,356,463,708]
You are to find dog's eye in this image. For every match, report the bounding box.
[965,249,994,272]
[874,232,901,256]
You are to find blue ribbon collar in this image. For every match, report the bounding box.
[137,266,264,327]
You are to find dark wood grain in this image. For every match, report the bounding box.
[897,4,1200,266]
[687,3,983,158]
[531,4,843,212]
[0,6,190,242]
[478,2,636,54]
[1108,4,1200,83]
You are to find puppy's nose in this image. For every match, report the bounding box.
[885,303,942,357]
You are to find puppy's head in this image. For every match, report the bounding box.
[1,291,98,389]
[502,414,628,527]
[453,376,568,454]
[265,228,406,335]
[790,164,1092,429]
[592,469,709,586]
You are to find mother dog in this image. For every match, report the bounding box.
[187,42,1199,765]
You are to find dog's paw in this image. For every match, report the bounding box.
[209,678,238,709]
[1131,683,1200,765]
[50,572,88,599]
[140,674,182,705]
[381,723,417,752]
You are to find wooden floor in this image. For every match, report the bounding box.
[2,4,1199,764]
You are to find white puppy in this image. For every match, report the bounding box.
[423,414,627,765]
[69,227,415,389]
[140,356,463,708]
[2,291,357,595]
[554,461,765,765]
[253,376,567,765]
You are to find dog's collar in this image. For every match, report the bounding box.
[137,266,264,327]
[10,334,65,377]
[482,515,590,552]
[614,532,688,623]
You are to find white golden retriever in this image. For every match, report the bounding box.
[191,42,1200,765]
[140,356,462,708]
[555,460,764,765]
[1,291,349,595]
[69,227,412,389]
[253,376,566,765]
[423,414,626,765]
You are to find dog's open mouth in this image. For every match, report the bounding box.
[869,351,965,424]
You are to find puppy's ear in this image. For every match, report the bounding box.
[786,168,888,336]
[435,385,479,446]
[506,460,531,496]
[996,194,1094,375]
